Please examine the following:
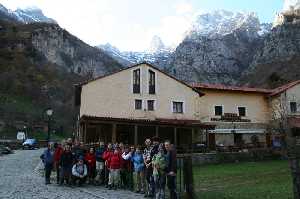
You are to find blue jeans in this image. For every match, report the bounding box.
[154,174,166,199]
[45,164,53,183]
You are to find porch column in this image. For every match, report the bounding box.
[134,125,138,146]
[205,129,208,147]
[84,122,87,143]
[155,126,159,137]
[174,127,177,146]
[192,128,195,143]
[112,123,117,143]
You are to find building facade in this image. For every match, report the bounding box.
[75,63,213,147]
[75,62,300,149]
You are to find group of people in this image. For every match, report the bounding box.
[40,136,177,199]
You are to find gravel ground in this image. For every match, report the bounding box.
[0,149,144,199]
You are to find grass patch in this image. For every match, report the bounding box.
[193,160,293,199]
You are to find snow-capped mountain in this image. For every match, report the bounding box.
[99,10,271,70]
[187,10,270,39]
[0,4,56,24]
[166,10,270,84]
[98,36,173,68]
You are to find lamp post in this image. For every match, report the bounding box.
[23,126,27,141]
[46,108,53,143]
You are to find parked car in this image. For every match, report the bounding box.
[22,139,38,150]
[0,145,13,154]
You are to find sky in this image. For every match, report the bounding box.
[0,0,284,52]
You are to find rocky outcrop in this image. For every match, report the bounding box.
[166,11,264,84]
[0,4,56,24]
[31,24,123,77]
[242,23,300,88]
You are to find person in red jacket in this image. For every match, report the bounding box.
[53,143,63,184]
[107,148,122,190]
[85,147,96,184]
[102,143,113,187]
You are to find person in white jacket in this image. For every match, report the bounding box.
[72,157,87,186]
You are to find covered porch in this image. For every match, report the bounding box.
[78,115,214,148]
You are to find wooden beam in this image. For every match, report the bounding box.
[84,122,87,143]
[112,123,117,143]
[174,127,177,146]
[192,128,195,143]
[134,125,138,146]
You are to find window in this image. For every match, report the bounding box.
[173,102,183,113]
[147,100,155,111]
[290,102,297,113]
[214,106,223,116]
[133,69,140,94]
[135,99,142,110]
[149,70,155,94]
[238,107,246,117]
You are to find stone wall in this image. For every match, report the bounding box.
[189,149,282,166]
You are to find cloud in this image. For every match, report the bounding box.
[0,0,197,51]
[175,1,194,14]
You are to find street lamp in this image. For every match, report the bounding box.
[23,126,27,141]
[46,108,53,143]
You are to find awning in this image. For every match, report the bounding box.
[208,128,266,134]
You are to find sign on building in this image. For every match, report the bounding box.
[17,132,26,140]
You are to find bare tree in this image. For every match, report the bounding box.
[269,93,300,199]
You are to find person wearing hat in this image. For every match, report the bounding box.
[72,156,88,186]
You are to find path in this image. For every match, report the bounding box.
[0,149,143,199]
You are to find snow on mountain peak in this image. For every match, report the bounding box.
[0,3,56,24]
[148,35,165,53]
[188,10,263,38]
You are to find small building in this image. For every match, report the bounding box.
[191,83,272,148]
[75,62,214,147]
[268,80,300,144]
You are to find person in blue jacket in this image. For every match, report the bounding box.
[40,143,54,185]
[131,145,145,194]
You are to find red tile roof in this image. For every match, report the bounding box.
[268,80,300,97]
[80,115,215,129]
[191,83,272,94]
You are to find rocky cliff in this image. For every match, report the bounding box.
[166,11,266,84]
[31,24,122,77]
[242,23,300,88]
[0,14,122,136]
